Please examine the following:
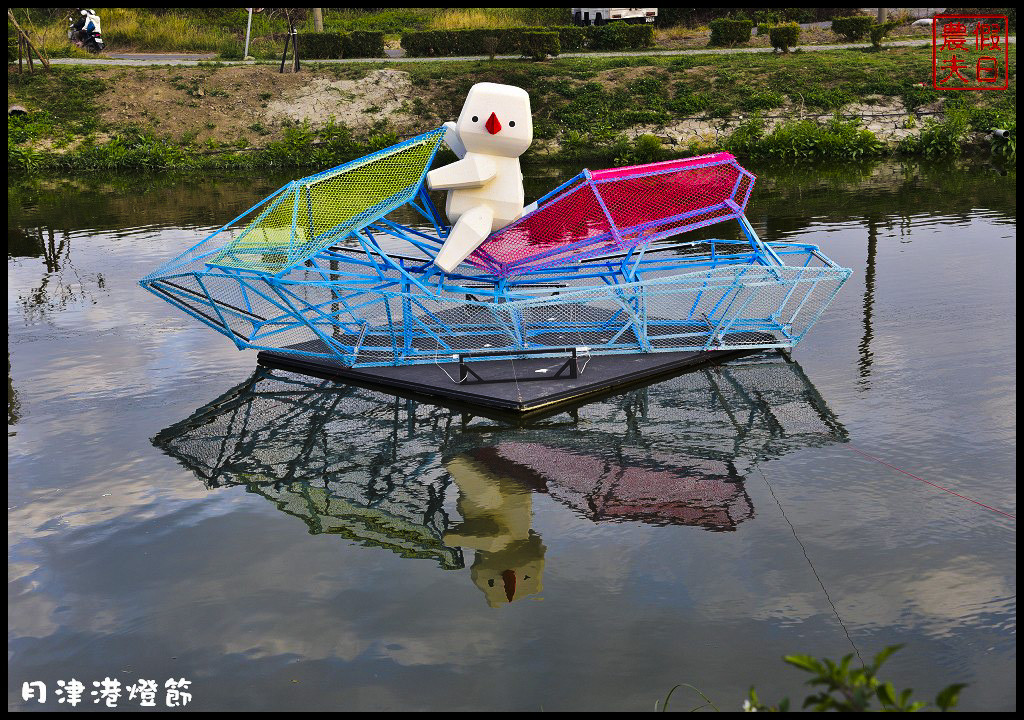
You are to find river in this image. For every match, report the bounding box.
[7,159,1016,711]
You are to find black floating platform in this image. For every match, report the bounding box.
[257,344,765,418]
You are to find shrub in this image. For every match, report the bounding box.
[557,25,587,51]
[301,32,344,59]
[709,18,753,47]
[869,21,898,49]
[726,115,883,160]
[907,106,972,157]
[831,15,873,41]
[343,30,385,58]
[297,31,383,59]
[752,10,785,26]
[614,133,662,166]
[480,35,499,59]
[769,22,800,52]
[520,31,559,60]
[217,38,244,60]
[401,24,652,57]
[590,22,654,51]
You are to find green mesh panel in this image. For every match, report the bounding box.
[208,127,445,275]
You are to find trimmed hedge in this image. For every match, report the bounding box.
[869,21,900,48]
[768,23,801,53]
[520,31,560,60]
[590,22,654,51]
[709,18,753,47]
[556,25,588,51]
[298,30,384,59]
[831,16,873,41]
[344,31,385,58]
[401,24,652,57]
[300,32,345,59]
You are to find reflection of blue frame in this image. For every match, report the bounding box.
[141,132,851,368]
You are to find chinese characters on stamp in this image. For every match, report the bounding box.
[932,14,1010,90]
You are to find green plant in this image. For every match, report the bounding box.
[343,30,385,58]
[666,88,712,116]
[520,31,559,61]
[659,645,967,712]
[908,106,972,157]
[831,15,873,41]
[709,17,753,47]
[481,35,499,60]
[769,23,801,53]
[590,22,653,51]
[745,646,966,712]
[400,24,649,57]
[298,30,384,59]
[217,38,244,60]
[752,10,784,27]
[300,31,345,59]
[869,21,899,49]
[741,89,784,112]
[614,133,662,166]
[726,115,883,160]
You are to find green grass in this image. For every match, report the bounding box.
[7,67,106,144]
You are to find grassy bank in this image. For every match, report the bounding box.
[8,47,1016,175]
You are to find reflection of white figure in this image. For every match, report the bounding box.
[426,82,533,273]
[442,455,545,607]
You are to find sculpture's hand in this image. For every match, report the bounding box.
[426,155,497,191]
[442,121,467,159]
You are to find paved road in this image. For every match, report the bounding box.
[33,37,1014,67]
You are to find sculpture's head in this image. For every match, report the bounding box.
[456,82,532,157]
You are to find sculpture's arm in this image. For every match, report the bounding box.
[442,121,466,159]
[426,155,497,191]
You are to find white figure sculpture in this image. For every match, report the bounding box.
[426,82,533,273]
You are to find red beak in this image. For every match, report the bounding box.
[501,569,516,602]
[485,112,502,135]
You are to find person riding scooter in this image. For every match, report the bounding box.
[70,9,104,53]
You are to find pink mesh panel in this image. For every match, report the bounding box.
[587,151,736,181]
[467,152,755,277]
[469,181,616,272]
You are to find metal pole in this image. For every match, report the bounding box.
[279,30,290,73]
[243,8,253,59]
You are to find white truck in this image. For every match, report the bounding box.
[572,8,658,26]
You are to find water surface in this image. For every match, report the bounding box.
[8,160,1016,711]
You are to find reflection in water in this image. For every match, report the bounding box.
[859,216,879,387]
[472,442,754,531]
[8,351,20,426]
[444,456,546,607]
[10,226,107,321]
[154,353,846,605]
[153,372,464,569]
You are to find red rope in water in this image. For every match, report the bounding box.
[846,444,1016,521]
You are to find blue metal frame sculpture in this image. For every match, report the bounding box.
[141,129,851,368]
